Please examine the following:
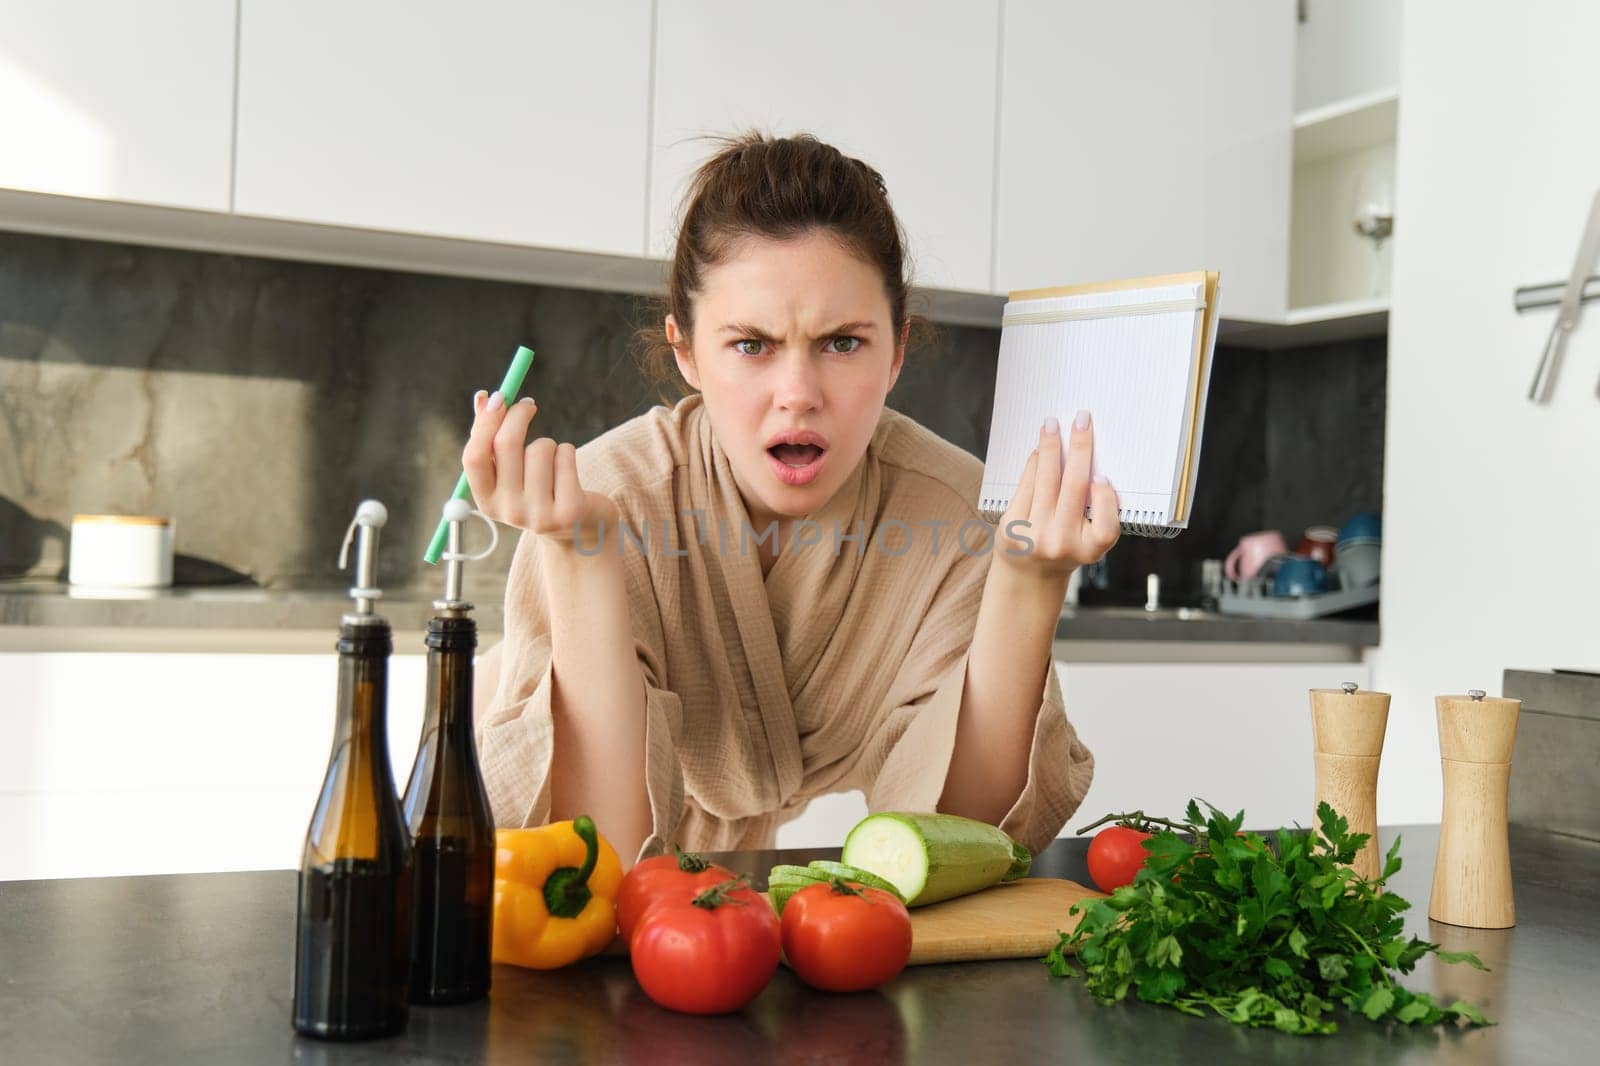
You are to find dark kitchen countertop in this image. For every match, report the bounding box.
[0,580,1377,648]
[0,824,1590,1065]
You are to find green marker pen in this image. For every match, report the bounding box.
[423,345,535,564]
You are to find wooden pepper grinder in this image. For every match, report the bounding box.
[1430,689,1520,929]
[1310,682,1391,880]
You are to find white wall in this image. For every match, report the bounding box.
[1374,0,1600,824]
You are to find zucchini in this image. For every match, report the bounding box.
[805,861,906,902]
[840,812,1032,907]
[768,881,806,916]
[767,864,830,887]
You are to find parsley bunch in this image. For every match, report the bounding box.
[1046,801,1491,1035]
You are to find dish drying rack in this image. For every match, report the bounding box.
[1218,578,1380,621]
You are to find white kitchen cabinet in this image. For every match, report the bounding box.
[0,651,428,881]
[994,0,1294,322]
[0,1,235,210]
[650,0,1001,293]
[1059,660,1372,832]
[2,650,1375,877]
[234,0,653,257]
[1294,0,1402,114]
[778,657,1369,849]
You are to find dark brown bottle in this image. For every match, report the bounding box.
[401,611,495,1004]
[293,501,413,1040]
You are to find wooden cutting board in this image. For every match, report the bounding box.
[903,876,1101,965]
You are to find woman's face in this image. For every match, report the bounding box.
[667,230,905,529]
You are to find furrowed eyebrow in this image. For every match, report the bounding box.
[716,321,878,339]
[821,321,878,336]
[718,322,779,341]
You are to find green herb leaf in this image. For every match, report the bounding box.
[1435,949,1489,971]
[1317,953,1349,981]
[1449,999,1493,1026]
[1135,964,1185,1001]
[1361,986,1395,1021]
[1382,835,1404,880]
[1395,998,1432,1024]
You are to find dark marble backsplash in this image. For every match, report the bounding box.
[0,231,1384,605]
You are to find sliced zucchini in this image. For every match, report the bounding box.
[768,880,806,916]
[841,812,1033,907]
[805,860,907,902]
[768,863,831,887]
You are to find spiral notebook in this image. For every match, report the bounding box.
[978,271,1221,538]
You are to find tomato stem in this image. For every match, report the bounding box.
[672,844,711,874]
[828,878,868,899]
[1075,810,1188,836]
[691,876,751,910]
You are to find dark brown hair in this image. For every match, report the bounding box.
[635,131,932,392]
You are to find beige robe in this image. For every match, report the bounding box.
[474,394,1093,860]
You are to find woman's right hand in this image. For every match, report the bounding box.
[462,390,618,543]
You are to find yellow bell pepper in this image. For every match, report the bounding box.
[492,815,623,970]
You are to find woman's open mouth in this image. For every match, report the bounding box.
[765,433,829,487]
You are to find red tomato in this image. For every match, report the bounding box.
[780,881,912,993]
[617,849,737,944]
[1086,825,1153,893]
[630,879,781,1015]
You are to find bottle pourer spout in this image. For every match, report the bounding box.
[339,499,388,617]
[436,498,498,610]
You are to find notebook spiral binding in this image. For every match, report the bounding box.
[976,501,1182,539]
[1123,518,1183,539]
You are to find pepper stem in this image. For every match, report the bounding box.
[544,814,600,919]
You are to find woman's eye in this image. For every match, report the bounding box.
[827,336,862,354]
[735,339,765,357]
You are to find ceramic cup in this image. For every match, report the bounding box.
[1272,554,1331,598]
[1224,530,1289,583]
[1337,511,1382,546]
[1335,538,1382,588]
[1297,526,1339,568]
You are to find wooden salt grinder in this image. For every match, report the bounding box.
[1310,682,1391,880]
[1430,690,1520,929]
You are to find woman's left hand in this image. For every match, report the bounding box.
[995,411,1120,580]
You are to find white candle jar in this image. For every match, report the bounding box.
[68,515,175,588]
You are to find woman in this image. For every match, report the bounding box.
[467,133,1119,866]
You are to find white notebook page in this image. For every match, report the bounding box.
[979,280,1206,526]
